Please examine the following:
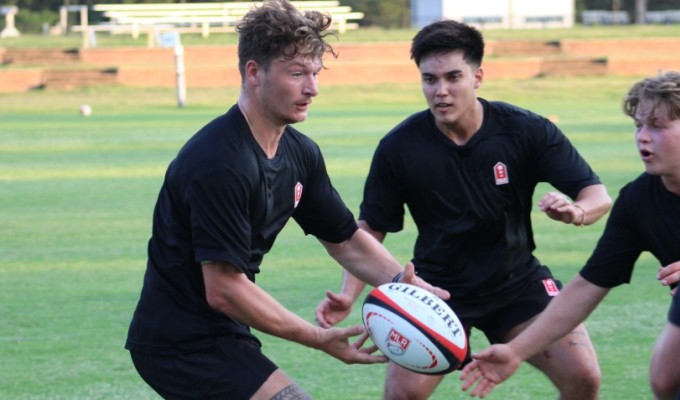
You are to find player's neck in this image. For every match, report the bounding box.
[238,99,283,159]
[439,100,483,146]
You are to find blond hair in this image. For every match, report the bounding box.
[624,71,680,120]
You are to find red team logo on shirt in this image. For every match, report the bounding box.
[543,278,560,297]
[494,162,509,185]
[294,182,303,208]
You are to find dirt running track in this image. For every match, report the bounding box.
[0,38,679,92]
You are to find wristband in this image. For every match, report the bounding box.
[392,271,405,283]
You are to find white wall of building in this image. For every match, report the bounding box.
[411,0,575,29]
[411,0,444,28]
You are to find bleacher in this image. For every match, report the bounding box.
[462,16,503,29]
[645,10,680,24]
[523,15,565,28]
[582,10,630,25]
[72,1,364,48]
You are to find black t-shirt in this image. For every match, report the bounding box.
[580,173,680,289]
[360,99,600,300]
[126,105,358,355]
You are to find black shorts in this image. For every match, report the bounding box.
[130,335,278,400]
[450,265,562,347]
[668,292,680,327]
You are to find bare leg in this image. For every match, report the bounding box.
[650,322,680,399]
[251,369,312,400]
[504,317,600,400]
[383,362,445,400]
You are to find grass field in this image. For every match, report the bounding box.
[0,75,668,399]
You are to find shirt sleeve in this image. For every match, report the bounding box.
[579,185,643,287]
[189,166,252,273]
[359,143,406,232]
[532,118,601,199]
[292,148,358,243]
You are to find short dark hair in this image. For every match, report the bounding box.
[410,20,484,68]
[623,71,680,121]
[236,0,336,78]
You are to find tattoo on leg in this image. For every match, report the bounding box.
[271,384,312,400]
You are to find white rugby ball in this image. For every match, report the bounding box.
[362,283,467,375]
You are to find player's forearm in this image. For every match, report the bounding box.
[203,262,324,347]
[241,293,323,347]
[357,219,386,242]
[509,275,608,361]
[574,184,612,225]
[345,219,393,296]
[324,229,402,289]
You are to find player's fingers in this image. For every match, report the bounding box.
[460,366,482,391]
[349,353,388,364]
[413,276,450,300]
[352,330,370,348]
[538,192,569,211]
[659,273,680,287]
[403,262,416,281]
[315,316,331,328]
[404,263,451,300]
[459,360,476,380]
[314,301,332,328]
[342,328,387,364]
[324,289,344,303]
[339,324,365,340]
[553,202,576,213]
[472,380,496,398]
[469,349,494,362]
[658,264,680,285]
[537,192,559,210]
[356,342,381,356]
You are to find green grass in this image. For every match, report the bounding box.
[0,75,666,399]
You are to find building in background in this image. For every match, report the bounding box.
[411,0,575,29]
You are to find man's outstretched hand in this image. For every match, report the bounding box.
[460,344,521,398]
[315,290,354,328]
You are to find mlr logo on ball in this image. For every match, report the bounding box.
[386,328,410,355]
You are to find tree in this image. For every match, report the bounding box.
[343,0,410,28]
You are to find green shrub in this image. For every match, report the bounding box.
[15,9,59,34]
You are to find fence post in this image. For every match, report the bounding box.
[175,44,187,108]
[0,6,21,38]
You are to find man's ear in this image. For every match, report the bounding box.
[474,67,484,89]
[244,59,261,86]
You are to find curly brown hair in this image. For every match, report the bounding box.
[624,71,680,121]
[235,0,337,80]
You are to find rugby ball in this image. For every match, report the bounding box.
[362,283,467,375]
[79,104,92,117]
